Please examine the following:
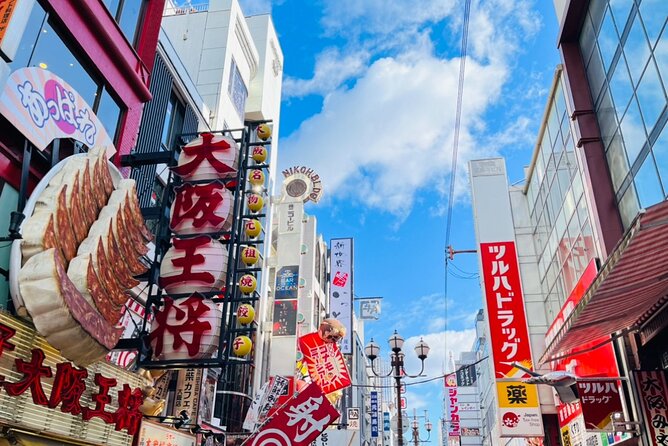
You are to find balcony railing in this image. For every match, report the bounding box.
[163,1,209,16]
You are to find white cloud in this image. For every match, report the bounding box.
[279,0,545,217]
[238,0,275,15]
[283,48,369,98]
[402,330,477,380]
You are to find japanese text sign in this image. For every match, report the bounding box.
[0,314,144,444]
[259,375,290,421]
[173,368,204,424]
[245,383,339,446]
[456,364,477,387]
[577,379,623,430]
[138,420,196,446]
[370,391,379,438]
[298,333,351,395]
[328,238,353,354]
[445,374,460,437]
[635,371,668,445]
[0,68,114,153]
[480,241,542,437]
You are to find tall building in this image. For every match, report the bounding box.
[469,0,668,439]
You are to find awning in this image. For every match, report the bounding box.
[540,200,668,363]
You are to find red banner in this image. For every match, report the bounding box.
[244,383,339,446]
[635,371,668,444]
[298,333,351,394]
[480,242,533,376]
[577,380,623,430]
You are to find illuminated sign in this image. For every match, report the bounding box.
[0,312,144,445]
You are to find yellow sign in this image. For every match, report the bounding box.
[496,381,539,408]
[0,0,17,44]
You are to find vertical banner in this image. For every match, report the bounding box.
[635,371,668,445]
[173,368,204,422]
[329,238,353,354]
[456,364,477,387]
[370,391,379,438]
[480,241,543,437]
[445,374,461,438]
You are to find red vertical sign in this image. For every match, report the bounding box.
[635,371,668,444]
[480,242,533,375]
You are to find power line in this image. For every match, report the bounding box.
[443,0,472,344]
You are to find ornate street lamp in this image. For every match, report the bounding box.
[365,331,430,446]
[410,410,432,446]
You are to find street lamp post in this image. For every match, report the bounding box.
[410,410,432,446]
[365,331,430,446]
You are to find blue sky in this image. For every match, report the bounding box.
[241,0,561,433]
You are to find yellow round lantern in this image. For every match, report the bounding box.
[251,146,268,163]
[232,336,253,357]
[237,304,256,325]
[241,246,259,266]
[247,193,264,212]
[249,169,265,186]
[245,219,262,238]
[238,274,257,294]
[256,124,272,141]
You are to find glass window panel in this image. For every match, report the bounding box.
[620,97,647,164]
[609,55,634,117]
[624,15,651,85]
[95,88,122,143]
[555,82,567,121]
[634,153,664,207]
[607,131,630,192]
[652,121,668,193]
[573,171,584,202]
[618,183,640,229]
[590,2,607,34]
[8,2,47,70]
[657,29,667,89]
[636,59,667,134]
[577,196,590,231]
[28,20,99,106]
[609,0,633,32]
[580,13,597,64]
[161,97,174,148]
[102,0,121,17]
[228,58,248,119]
[639,0,668,47]
[586,44,607,103]
[599,8,620,72]
[564,186,576,219]
[581,219,597,264]
[548,106,560,149]
[597,87,619,149]
[118,1,145,46]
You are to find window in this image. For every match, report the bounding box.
[161,92,186,150]
[103,0,146,47]
[634,153,664,208]
[228,58,248,119]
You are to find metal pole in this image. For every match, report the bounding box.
[394,353,403,446]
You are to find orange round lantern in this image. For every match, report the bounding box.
[237,304,255,325]
[256,124,272,141]
[241,246,259,266]
[247,193,264,212]
[239,274,257,294]
[251,146,268,163]
[245,219,262,238]
[232,336,253,357]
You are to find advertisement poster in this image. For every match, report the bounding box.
[275,265,299,299]
[445,374,461,437]
[328,238,353,354]
[370,391,379,438]
[480,241,543,437]
[298,332,351,394]
[273,300,298,336]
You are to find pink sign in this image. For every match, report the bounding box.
[0,68,113,153]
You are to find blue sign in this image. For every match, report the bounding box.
[383,412,390,432]
[370,391,379,438]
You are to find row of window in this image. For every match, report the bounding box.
[581,0,668,227]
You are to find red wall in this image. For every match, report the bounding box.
[0,0,165,191]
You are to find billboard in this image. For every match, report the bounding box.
[445,373,460,437]
[329,238,353,354]
[470,159,543,438]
